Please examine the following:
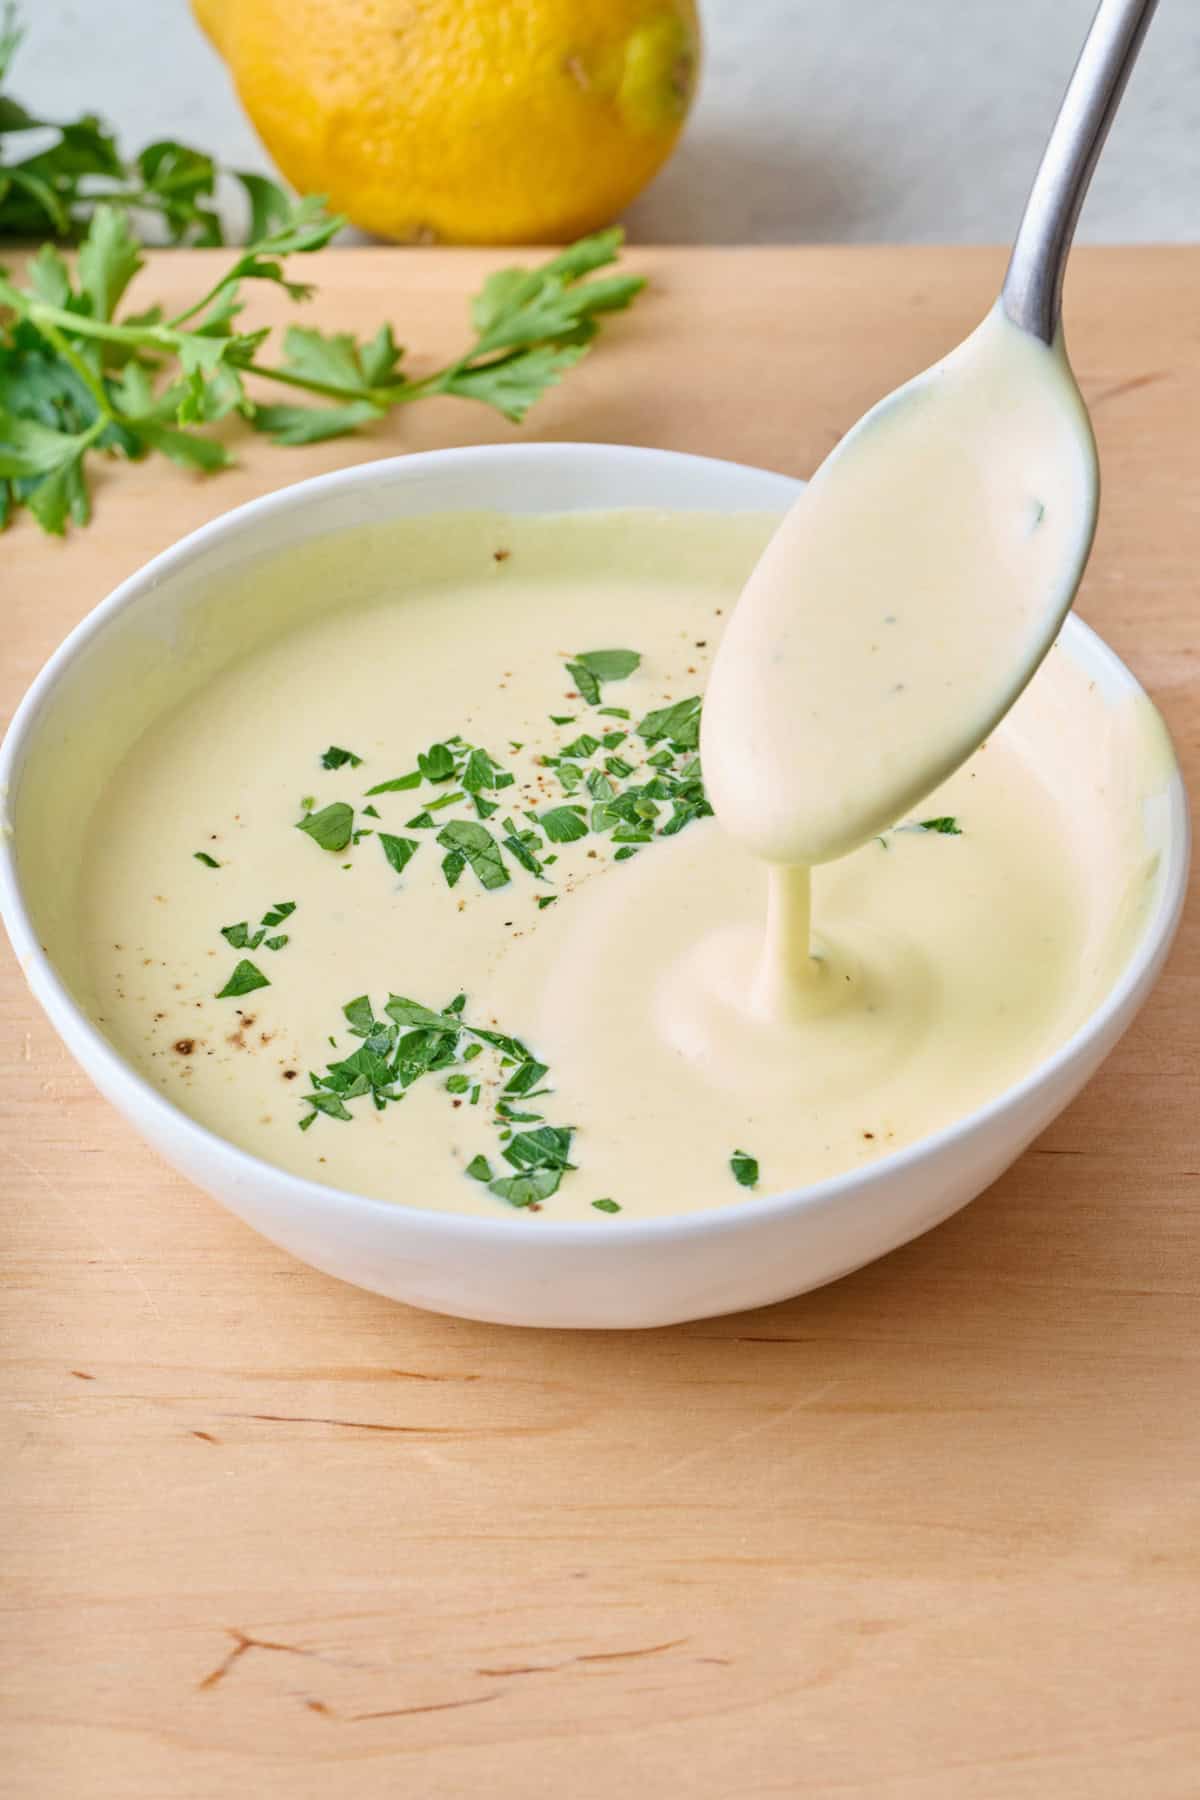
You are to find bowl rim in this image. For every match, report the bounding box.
[0,441,1190,1248]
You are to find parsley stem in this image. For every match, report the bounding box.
[167,278,242,331]
[10,291,181,354]
[241,360,393,406]
[35,318,117,422]
[75,414,111,452]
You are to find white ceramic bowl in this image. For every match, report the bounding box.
[0,445,1189,1328]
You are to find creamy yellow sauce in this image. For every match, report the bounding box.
[65,510,1166,1221]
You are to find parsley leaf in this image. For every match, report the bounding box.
[379,832,420,875]
[418,742,457,783]
[296,801,354,852]
[560,733,601,760]
[321,744,362,770]
[436,819,509,890]
[0,20,237,246]
[220,921,262,951]
[216,959,270,999]
[639,696,702,751]
[730,1149,759,1188]
[488,1168,561,1208]
[538,805,588,844]
[364,771,421,794]
[566,647,640,705]
[504,1059,549,1096]
[917,816,963,834]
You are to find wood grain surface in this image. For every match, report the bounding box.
[2,246,1198,1799]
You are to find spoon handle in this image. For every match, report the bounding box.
[1002,0,1160,343]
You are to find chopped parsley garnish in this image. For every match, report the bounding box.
[592,1198,621,1214]
[418,743,457,783]
[489,1168,562,1207]
[321,745,362,770]
[220,900,296,954]
[300,991,575,1211]
[538,805,588,844]
[436,820,509,890]
[504,1059,549,1096]
[559,732,601,760]
[364,771,421,794]
[380,833,421,876]
[461,747,514,794]
[917,816,962,834]
[566,648,641,706]
[638,695,701,751]
[308,661,712,913]
[501,823,544,877]
[730,1149,759,1188]
[216,959,270,999]
[296,800,354,853]
[193,850,220,868]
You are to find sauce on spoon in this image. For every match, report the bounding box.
[701,303,1098,1007]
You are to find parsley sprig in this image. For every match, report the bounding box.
[0,195,644,533]
[0,5,281,245]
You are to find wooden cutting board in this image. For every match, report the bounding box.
[2,246,1198,1800]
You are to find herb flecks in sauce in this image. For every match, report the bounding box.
[436,820,509,890]
[340,661,716,912]
[300,993,575,1211]
[380,834,421,876]
[639,695,702,751]
[365,771,421,795]
[216,959,270,1000]
[566,648,641,706]
[730,1149,759,1188]
[296,801,354,853]
[220,899,296,954]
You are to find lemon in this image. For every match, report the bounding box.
[193,0,700,244]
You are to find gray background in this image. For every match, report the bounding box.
[14,0,1199,242]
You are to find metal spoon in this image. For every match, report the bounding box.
[703,0,1162,870]
[1003,0,1160,342]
